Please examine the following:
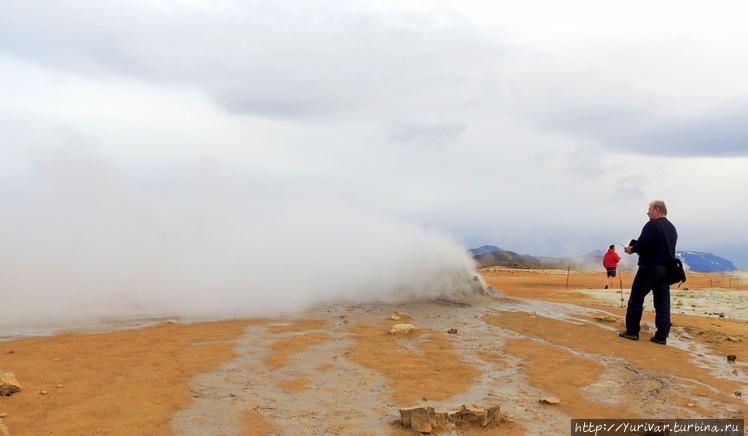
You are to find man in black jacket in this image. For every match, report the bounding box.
[619,200,678,345]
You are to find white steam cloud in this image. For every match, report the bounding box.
[0,147,482,333]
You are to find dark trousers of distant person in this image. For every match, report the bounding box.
[625,264,671,340]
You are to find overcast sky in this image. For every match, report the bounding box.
[2,0,748,267]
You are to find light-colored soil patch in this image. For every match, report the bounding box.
[346,323,482,406]
[504,338,616,418]
[0,319,258,436]
[266,319,330,334]
[484,311,746,417]
[262,333,334,368]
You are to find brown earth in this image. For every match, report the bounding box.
[1,268,746,435]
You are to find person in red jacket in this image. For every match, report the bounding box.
[603,244,621,289]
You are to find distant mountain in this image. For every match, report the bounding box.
[469,245,502,256]
[471,246,737,272]
[471,247,560,269]
[677,251,736,272]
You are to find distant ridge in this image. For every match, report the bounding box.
[677,251,736,272]
[472,246,737,272]
[469,245,502,256]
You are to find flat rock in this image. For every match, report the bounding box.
[594,315,616,323]
[388,324,416,334]
[400,407,435,433]
[389,312,412,321]
[539,397,561,405]
[0,373,21,397]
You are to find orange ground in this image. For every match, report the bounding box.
[1,268,746,435]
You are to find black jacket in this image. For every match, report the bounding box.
[631,217,677,266]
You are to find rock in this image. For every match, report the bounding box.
[400,407,434,433]
[727,355,737,362]
[39,390,48,396]
[594,315,616,323]
[0,413,6,418]
[539,397,560,405]
[0,418,9,436]
[388,324,416,334]
[450,404,488,427]
[0,373,21,397]
[687,403,695,407]
[734,391,742,398]
[399,404,503,432]
[487,405,503,425]
[447,328,458,334]
[389,312,412,321]
[56,384,63,388]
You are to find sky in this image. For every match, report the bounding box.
[1,0,748,326]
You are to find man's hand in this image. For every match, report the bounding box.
[624,246,633,254]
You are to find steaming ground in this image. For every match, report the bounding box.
[0,149,481,335]
[2,269,747,435]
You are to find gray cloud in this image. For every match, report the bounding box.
[0,0,490,131]
[2,0,748,266]
[543,105,748,157]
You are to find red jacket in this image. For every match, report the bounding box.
[603,249,621,269]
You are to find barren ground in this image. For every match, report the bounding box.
[1,269,747,435]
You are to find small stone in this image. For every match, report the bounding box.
[0,373,21,397]
[447,328,458,334]
[594,315,616,323]
[733,369,739,375]
[734,391,742,397]
[388,324,416,334]
[0,413,6,418]
[687,403,695,407]
[56,384,63,388]
[727,355,737,362]
[539,397,560,405]
[719,313,726,318]
[39,390,48,395]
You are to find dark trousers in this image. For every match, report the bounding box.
[625,264,670,339]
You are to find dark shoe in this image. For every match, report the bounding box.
[650,336,667,345]
[604,285,608,289]
[618,331,639,341]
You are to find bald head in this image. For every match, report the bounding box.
[647,200,667,219]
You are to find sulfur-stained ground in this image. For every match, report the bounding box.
[1,269,746,435]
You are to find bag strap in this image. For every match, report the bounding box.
[654,219,676,261]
